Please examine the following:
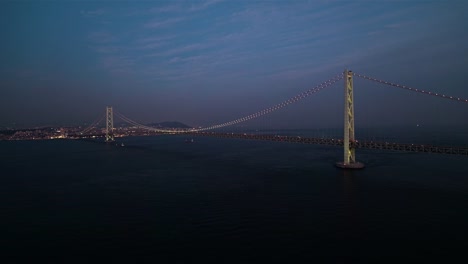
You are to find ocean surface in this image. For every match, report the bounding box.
[1,134,468,262]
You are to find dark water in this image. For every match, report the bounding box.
[1,135,468,262]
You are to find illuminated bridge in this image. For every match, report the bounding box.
[188,132,468,156]
[79,70,468,168]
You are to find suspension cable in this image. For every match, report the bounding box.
[80,113,105,134]
[354,72,468,103]
[113,73,344,133]
[114,111,181,133]
[195,73,344,131]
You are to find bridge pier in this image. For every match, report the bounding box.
[336,70,364,169]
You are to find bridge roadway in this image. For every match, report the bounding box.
[186,132,468,156]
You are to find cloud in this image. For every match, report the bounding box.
[91,46,121,54]
[168,55,207,64]
[87,31,116,43]
[148,43,213,57]
[81,8,107,17]
[84,1,444,84]
[136,35,178,44]
[149,4,182,14]
[99,56,135,74]
[146,0,225,15]
[133,35,179,50]
[188,0,224,12]
[144,17,186,28]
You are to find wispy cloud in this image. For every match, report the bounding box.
[87,31,116,43]
[99,56,135,74]
[91,46,121,54]
[145,0,224,16]
[148,43,213,57]
[81,8,107,17]
[188,0,224,12]
[168,55,207,64]
[135,35,178,44]
[144,17,186,28]
[149,4,182,14]
[84,1,442,83]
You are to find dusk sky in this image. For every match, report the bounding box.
[1,0,467,129]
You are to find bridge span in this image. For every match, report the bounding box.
[186,132,468,156]
[80,69,468,167]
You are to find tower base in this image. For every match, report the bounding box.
[335,162,365,169]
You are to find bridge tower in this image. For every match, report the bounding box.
[105,106,114,142]
[336,70,364,169]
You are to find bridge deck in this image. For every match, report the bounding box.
[187,132,468,156]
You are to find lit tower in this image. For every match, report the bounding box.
[336,70,364,169]
[105,106,114,142]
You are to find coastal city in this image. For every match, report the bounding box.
[0,123,190,141]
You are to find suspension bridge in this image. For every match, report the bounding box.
[78,70,468,169]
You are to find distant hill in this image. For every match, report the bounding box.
[147,121,191,129]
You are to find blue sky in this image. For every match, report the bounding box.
[1,0,468,129]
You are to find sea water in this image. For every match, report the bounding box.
[1,135,467,262]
